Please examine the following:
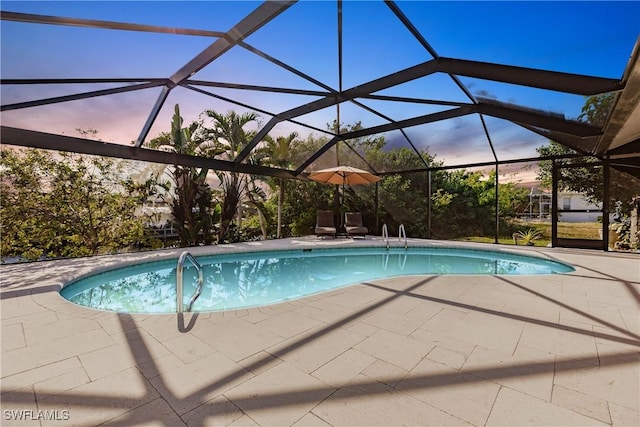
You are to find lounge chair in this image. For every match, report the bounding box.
[315,210,336,238]
[345,212,368,238]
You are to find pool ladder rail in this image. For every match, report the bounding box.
[382,223,408,250]
[176,251,204,313]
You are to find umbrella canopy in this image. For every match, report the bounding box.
[308,166,381,186]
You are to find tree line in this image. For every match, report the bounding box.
[6,94,631,261]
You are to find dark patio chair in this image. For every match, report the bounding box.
[345,212,368,238]
[315,210,337,238]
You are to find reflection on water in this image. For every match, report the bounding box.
[62,248,573,313]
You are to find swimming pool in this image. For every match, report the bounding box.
[60,246,574,313]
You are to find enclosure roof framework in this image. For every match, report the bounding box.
[1,1,639,179]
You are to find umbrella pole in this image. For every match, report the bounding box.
[341,181,345,231]
[334,184,340,231]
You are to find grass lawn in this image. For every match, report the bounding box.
[456,221,602,247]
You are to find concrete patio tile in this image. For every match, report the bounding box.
[0,309,59,328]
[617,306,640,333]
[256,302,297,317]
[181,395,244,427]
[141,318,191,343]
[96,315,143,336]
[311,349,376,387]
[474,288,536,311]
[320,288,381,309]
[551,385,611,424]
[292,412,332,426]
[312,374,471,426]
[227,415,260,426]
[516,320,560,356]
[101,397,187,426]
[369,291,424,314]
[592,324,640,356]
[554,352,639,411]
[460,309,526,353]
[80,339,164,381]
[193,318,286,362]
[559,302,596,324]
[587,301,629,328]
[500,297,563,324]
[486,386,606,426]
[418,277,477,301]
[608,401,640,427]
[161,332,216,364]
[462,345,555,401]
[35,367,159,427]
[22,316,102,346]
[420,307,473,334]
[223,361,335,427]
[1,357,84,394]
[423,307,524,354]
[149,351,254,416]
[398,357,500,427]
[604,279,640,300]
[242,308,270,324]
[410,328,476,360]
[353,329,433,371]
[1,328,114,378]
[553,319,600,364]
[583,280,632,302]
[237,351,282,376]
[361,359,408,388]
[227,309,251,319]
[257,311,323,338]
[0,296,49,321]
[124,330,176,360]
[269,326,365,374]
[299,303,357,325]
[362,307,424,336]
[427,345,467,369]
[344,320,379,338]
[33,365,91,394]
[589,289,640,309]
[403,298,445,323]
[469,295,507,313]
[137,352,185,380]
[1,323,25,352]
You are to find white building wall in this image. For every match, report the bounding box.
[558,192,601,223]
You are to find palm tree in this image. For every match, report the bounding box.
[203,110,262,241]
[261,132,299,238]
[146,104,221,246]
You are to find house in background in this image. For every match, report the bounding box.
[558,191,602,223]
[521,187,601,223]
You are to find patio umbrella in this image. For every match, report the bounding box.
[307,166,381,186]
[308,166,381,229]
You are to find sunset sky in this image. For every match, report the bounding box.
[1,1,639,174]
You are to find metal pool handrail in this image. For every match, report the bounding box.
[176,251,204,313]
[382,223,408,249]
[399,224,408,250]
[382,223,389,249]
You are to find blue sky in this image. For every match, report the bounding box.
[1,1,639,171]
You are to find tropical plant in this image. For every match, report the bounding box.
[260,132,299,238]
[146,104,222,246]
[202,110,266,241]
[515,228,544,246]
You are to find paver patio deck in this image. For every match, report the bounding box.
[1,237,638,426]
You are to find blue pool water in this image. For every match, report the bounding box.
[60,247,574,313]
